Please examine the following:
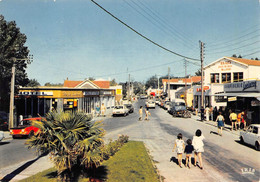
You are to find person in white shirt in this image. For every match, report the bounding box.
[192,129,205,169]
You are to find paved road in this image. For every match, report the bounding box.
[103,99,260,182]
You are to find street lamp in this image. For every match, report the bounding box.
[9,55,33,129]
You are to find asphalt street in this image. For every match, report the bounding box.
[103,99,260,182]
[0,99,259,182]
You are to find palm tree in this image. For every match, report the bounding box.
[27,110,105,181]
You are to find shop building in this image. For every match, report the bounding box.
[162,76,201,101]
[193,57,260,109]
[15,79,116,125]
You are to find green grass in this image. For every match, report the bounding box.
[20,141,159,182]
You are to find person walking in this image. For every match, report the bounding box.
[216,112,225,136]
[144,108,151,121]
[184,139,194,168]
[95,104,100,117]
[100,103,106,117]
[210,106,213,121]
[242,111,247,130]
[205,106,210,121]
[139,106,143,121]
[173,133,185,168]
[229,110,237,131]
[192,129,205,169]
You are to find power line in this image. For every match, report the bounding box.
[207,33,260,52]
[126,0,198,50]
[242,50,260,58]
[206,40,260,55]
[207,25,260,46]
[90,0,200,61]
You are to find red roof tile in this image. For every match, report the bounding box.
[162,76,201,84]
[227,57,260,66]
[93,81,110,89]
[63,80,83,88]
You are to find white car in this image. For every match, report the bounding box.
[112,105,129,117]
[146,100,156,109]
[240,124,260,151]
[0,131,4,142]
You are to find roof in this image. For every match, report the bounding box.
[63,80,83,88]
[227,57,260,66]
[93,80,110,89]
[162,76,201,84]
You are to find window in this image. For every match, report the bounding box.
[233,72,243,82]
[253,127,258,134]
[222,73,231,83]
[210,73,219,83]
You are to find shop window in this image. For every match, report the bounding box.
[222,73,231,83]
[233,72,243,82]
[210,73,219,83]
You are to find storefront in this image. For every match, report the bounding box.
[221,80,260,124]
[15,87,115,124]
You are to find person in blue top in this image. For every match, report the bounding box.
[184,139,194,168]
[95,104,100,117]
[216,112,225,136]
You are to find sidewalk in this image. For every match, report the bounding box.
[0,114,242,181]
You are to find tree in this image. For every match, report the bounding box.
[238,55,242,58]
[0,15,30,111]
[195,69,201,76]
[44,82,63,87]
[27,110,105,181]
[232,54,237,58]
[110,78,117,86]
[27,79,40,87]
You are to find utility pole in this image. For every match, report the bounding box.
[167,67,170,101]
[184,59,187,105]
[128,74,130,101]
[9,55,33,129]
[157,74,159,97]
[200,41,205,121]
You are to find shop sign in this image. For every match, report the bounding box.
[224,80,259,92]
[116,89,122,95]
[84,91,99,96]
[19,91,53,96]
[228,97,237,102]
[196,85,210,92]
[101,91,112,95]
[251,100,260,106]
[215,96,226,103]
[61,91,82,98]
[218,60,232,71]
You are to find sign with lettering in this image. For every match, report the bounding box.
[19,91,53,96]
[61,91,82,98]
[84,91,99,96]
[218,60,232,71]
[224,80,260,92]
[101,91,112,95]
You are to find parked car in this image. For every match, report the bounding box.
[124,104,134,113]
[10,117,42,139]
[0,118,8,131]
[112,105,129,117]
[146,100,156,109]
[0,131,4,142]
[169,99,191,118]
[240,124,260,151]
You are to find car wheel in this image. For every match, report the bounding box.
[255,142,260,151]
[240,136,244,144]
[12,135,17,139]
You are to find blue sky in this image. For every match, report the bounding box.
[0,0,259,85]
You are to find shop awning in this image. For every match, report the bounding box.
[213,92,260,98]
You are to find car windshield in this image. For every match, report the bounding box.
[175,106,186,111]
[115,106,123,109]
[125,104,132,108]
[20,120,31,126]
[176,102,185,106]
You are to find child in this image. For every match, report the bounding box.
[144,108,151,121]
[139,106,143,121]
[192,129,205,169]
[172,133,185,168]
[184,139,194,168]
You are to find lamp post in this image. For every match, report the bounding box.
[9,55,33,129]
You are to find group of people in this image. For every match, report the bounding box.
[139,106,151,121]
[229,110,246,131]
[173,129,205,169]
[94,103,106,117]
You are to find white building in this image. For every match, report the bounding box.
[193,57,260,109]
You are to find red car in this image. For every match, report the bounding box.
[10,117,42,139]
